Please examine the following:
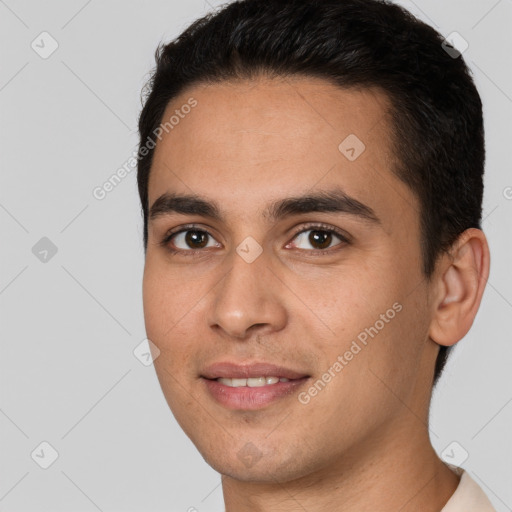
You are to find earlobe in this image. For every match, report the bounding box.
[429,228,490,347]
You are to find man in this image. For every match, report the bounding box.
[137,0,494,510]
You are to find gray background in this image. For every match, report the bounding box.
[0,0,511,510]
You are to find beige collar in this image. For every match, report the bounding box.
[441,469,496,512]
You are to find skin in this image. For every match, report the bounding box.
[142,76,490,511]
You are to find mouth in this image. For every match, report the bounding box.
[201,361,310,380]
[200,361,311,410]
[212,376,295,387]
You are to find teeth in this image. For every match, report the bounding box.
[217,376,290,387]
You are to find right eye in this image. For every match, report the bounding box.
[161,226,222,253]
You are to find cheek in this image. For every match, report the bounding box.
[142,258,209,380]
[291,262,392,339]
[142,263,199,408]
[142,257,198,339]
[302,260,422,378]
[142,263,167,340]
[362,281,431,396]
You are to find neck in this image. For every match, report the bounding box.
[222,416,460,512]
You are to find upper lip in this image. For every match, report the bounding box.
[201,361,310,380]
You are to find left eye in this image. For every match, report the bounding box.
[289,229,346,251]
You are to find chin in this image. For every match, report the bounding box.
[200,443,314,484]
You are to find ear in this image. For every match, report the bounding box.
[429,228,490,347]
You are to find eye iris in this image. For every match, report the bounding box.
[185,230,208,248]
[309,230,332,249]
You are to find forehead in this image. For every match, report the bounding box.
[148,77,417,227]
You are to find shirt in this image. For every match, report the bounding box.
[440,469,497,511]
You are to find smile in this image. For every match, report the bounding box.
[216,376,290,387]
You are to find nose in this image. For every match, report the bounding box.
[208,248,288,340]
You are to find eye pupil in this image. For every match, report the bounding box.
[185,230,208,248]
[309,230,332,249]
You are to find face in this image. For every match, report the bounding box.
[142,77,439,483]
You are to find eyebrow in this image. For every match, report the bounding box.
[148,187,381,225]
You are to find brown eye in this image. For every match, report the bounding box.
[166,229,221,251]
[291,228,346,251]
[309,230,333,249]
[185,230,209,248]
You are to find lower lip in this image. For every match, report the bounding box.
[202,377,309,410]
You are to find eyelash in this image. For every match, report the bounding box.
[159,222,350,257]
